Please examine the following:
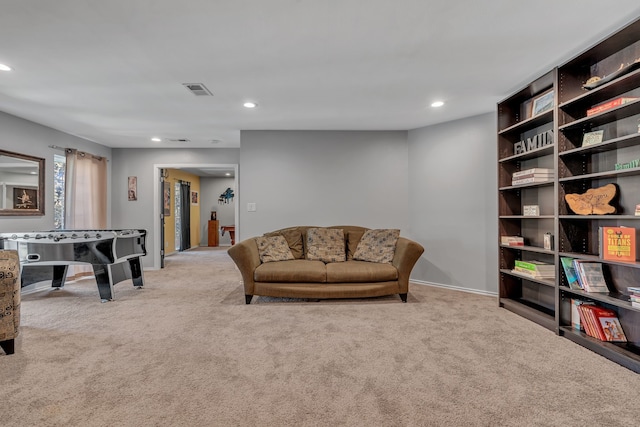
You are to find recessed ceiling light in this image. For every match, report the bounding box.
[0,64,12,71]
[225,173,231,176]
[151,137,162,142]
[243,102,257,108]
[431,101,445,108]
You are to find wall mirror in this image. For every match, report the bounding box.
[0,149,45,216]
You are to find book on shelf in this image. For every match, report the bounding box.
[599,226,636,263]
[511,176,554,185]
[560,257,581,290]
[572,260,609,293]
[586,97,638,117]
[513,260,555,278]
[578,304,627,342]
[581,130,604,147]
[628,287,640,308]
[571,299,594,331]
[511,172,553,180]
[512,168,553,177]
[598,315,628,342]
[501,236,524,246]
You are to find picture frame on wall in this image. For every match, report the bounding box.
[13,187,37,209]
[128,176,137,201]
[191,190,199,206]
[531,90,554,117]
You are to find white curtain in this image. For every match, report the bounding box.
[64,149,107,279]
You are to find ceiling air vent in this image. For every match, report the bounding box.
[167,138,191,143]
[182,83,213,96]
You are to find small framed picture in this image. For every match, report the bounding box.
[531,90,554,117]
[582,130,604,147]
[128,176,137,201]
[13,187,37,209]
[211,211,217,220]
[191,190,199,205]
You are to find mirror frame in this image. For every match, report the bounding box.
[0,149,45,216]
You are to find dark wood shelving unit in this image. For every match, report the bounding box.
[499,16,640,372]
[497,69,558,332]
[555,16,640,372]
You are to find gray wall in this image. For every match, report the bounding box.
[200,177,235,246]
[408,112,498,295]
[0,110,112,231]
[2,109,500,295]
[111,148,239,268]
[239,130,409,240]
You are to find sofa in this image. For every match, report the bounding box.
[227,226,424,304]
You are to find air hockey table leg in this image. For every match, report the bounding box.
[51,265,69,289]
[92,264,114,302]
[128,257,144,288]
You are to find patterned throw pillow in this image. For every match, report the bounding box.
[353,229,400,264]
[255,235,295,263]
[264,229,304,259]
[306,228,346,263]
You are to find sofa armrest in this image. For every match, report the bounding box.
[392,237,425,293]
[227,238,261,295]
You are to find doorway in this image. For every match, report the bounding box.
[153,163,239,270]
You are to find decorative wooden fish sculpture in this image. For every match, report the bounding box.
[565,183,617,215]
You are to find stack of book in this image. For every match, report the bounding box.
[628,287,640,308]
[501,236,524,246]
[575,303,627,342]
[512,260,554,279]
[560,257,609,293]
[511,168,553,185]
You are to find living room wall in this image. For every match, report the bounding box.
[2,109,499,294]
[0,110,112,231]
[110,147,239,268]
[238,130,409,240]
[408,112,498,295]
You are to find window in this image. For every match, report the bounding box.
[53,154,66,229]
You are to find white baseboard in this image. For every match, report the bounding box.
[410,279,497,297]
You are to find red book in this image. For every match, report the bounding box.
[586,97,638,116]
[600,226,636,263]
[577,305,596,338]
[590,306,627,342]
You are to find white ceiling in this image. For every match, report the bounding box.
[1,1,639,149]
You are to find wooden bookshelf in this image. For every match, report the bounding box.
[498,69,558,332]
[498,16,640,372]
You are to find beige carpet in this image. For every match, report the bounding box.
[1,247,639,427]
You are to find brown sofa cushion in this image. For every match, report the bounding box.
[254,259,326,283]
[255,236,295,263]
[264,228,304,259]
[326,260,398,283]
[306,228,346,263]
[346,230,365,260]
[353,229,400,264]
